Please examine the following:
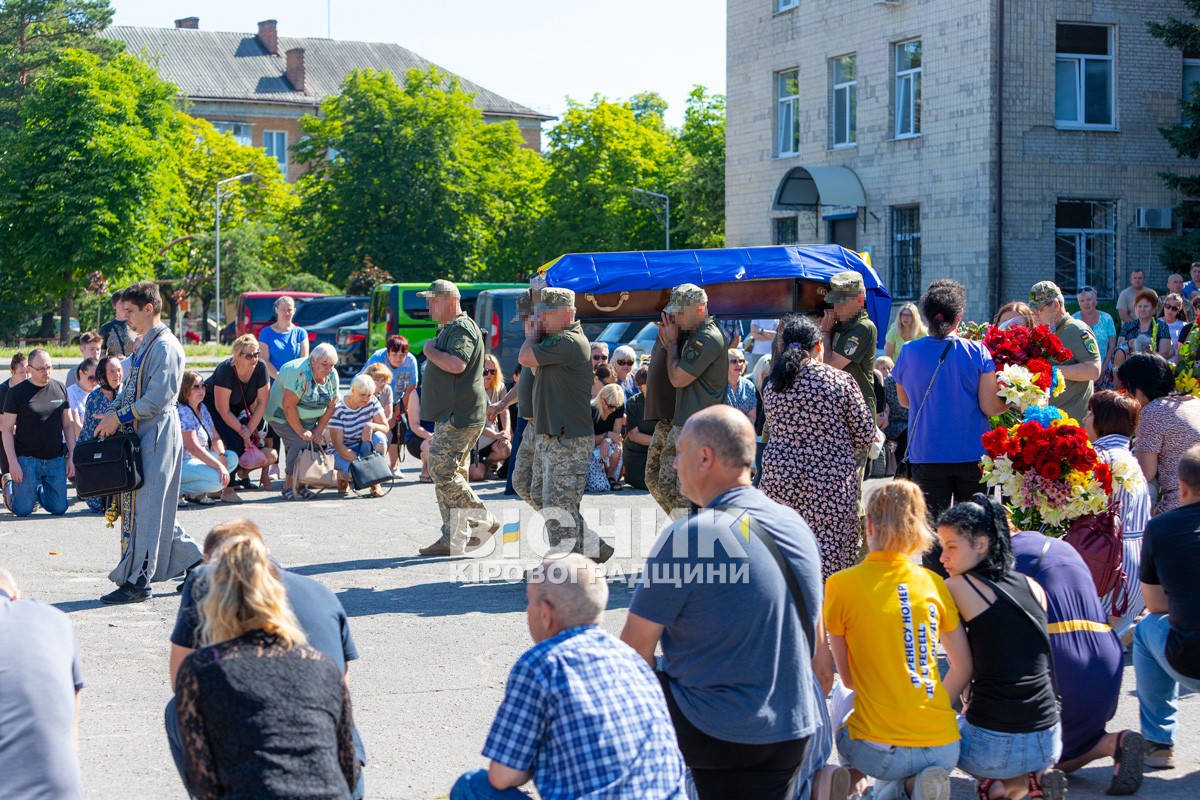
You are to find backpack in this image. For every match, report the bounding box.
[1064,502,1128,616]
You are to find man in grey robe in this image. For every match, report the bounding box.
[93,281,201,604]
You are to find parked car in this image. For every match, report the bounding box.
[336,319,368,376]
[292,295,369,329]
[17,316,81,341]
[474,289,528,379]
[596,321,658,363]
[234,291,326,338]
[305,308,368,352]
[366,281,524,359]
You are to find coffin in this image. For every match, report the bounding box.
[537,245,892,347]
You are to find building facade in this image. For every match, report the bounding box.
[101,18,552,183]
[727,0,1199,320]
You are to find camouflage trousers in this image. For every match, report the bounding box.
[644,419,673,513]
[530,432,595,550]
[511,418,535,506]
[656,424,689,518]
[429,421,496,549]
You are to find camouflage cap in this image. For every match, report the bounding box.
[416,279,460,298]
[663,283,708,314]
[1028,280,1064,310]
[535,286,575,314]
[825,271,866,305]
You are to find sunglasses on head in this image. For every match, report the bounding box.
[615,359,634,366]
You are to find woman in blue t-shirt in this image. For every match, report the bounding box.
[257,296,309,379]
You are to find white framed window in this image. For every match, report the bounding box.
[776,69,801,157]
[263,130,288,173]
[1184,50,1200,121]
[1055,200,1116,298]
[891,206,921,300]
[212,121,252,147]
[776,0,799,11]
[773,216,799,245]
[894,40,921,138]
[831,55,857,149]
[1055,24,1115,129]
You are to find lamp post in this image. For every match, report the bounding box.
[214,173,254,331]
[630,187,670,250]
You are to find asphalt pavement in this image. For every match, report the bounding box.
[2,460,1198,799]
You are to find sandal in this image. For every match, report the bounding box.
[1029,769,1067,800]
[281,487,296,501]
[419,474,433,483]
[1107,730,1144,796]
[297,487,317,500]
[976,778,997,800]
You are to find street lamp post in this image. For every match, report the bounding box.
[214,173,254,333]
[630,187,670,250]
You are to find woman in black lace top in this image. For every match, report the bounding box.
[174,533,359,800]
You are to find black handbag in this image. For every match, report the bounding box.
[348,451,392,490]
[73,432,144,499]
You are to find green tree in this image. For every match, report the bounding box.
[541,95,677,256]
[669,86,725,250]
[294,66,547,285]
[1149,6,1200,267]
[0,48,179,341]
[0,0,119,128]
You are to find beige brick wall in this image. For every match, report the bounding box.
[727,0,1196,322]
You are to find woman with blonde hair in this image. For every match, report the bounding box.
[175,533,358,799]
[204,333,276,491]
[329,374,389,497]
[471,354,512,480]
[826,480,971,800]
[885,302,927,360]
[591,382,626,490]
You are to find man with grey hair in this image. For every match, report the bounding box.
[590,340,609,366]
[452,554,686,799]
[622,405,822,798]
[1029,280,1102,422]
[0,567,86,799]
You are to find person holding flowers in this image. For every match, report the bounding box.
[1028,281,1102,424]
[1113,290,1173,377]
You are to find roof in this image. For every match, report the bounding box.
[100,26,552,120]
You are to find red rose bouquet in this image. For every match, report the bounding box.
[983,324,1073,419]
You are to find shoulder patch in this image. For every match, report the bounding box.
[842,334,860,357]
[683,348,699,363]
[450,335,469,353]
[1083,332,1098,355]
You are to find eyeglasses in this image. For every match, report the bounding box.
[241,351,260,360]
[592,355,608,362]
[731,359,746,365]
[81,374,97,383]
[1166,305,1181,312]
[190,384,205,392]
[615,359,634,366]
[28,364,51,373]
[482,369,496,376]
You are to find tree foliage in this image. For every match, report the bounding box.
[669,86,726,250]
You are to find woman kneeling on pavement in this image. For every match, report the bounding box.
[937,497,1066,800]
[204,334,277,491]
[330,375,389,497]
[178,371,241,505]
[264,343,340,500]
[826,480,971,800]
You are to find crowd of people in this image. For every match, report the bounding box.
[4,268,1200,800]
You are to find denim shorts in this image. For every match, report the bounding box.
[957,718,1061,778]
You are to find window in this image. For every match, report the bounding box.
[890,206,921,300]
[1055,200,1116,298]
[777,69,801,157]
[1184,49,1200,121]
[894,40,921,138]
[212,121,251,147]
[773,216,799,245]
[1055,24,1114,128]
[263,130,287,173]
[831,55,857,148]
[776,0,799,11]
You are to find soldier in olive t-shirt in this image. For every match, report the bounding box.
[673,316,730,427]
[1051,314,1102,423]
[832,309,878,413]
[532,322,592,437]
[422,313,486,428]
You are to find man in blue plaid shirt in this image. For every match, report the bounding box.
[450,554,686,799]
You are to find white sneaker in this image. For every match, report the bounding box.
[912,767,951,800]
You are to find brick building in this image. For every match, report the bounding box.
[726,0,1200,320]
[101,18,552,183]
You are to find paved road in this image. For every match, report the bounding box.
[2,467,1198,799]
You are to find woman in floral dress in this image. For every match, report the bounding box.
[759,314,876,579]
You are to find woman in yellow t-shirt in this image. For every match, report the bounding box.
[885,302,927,361]
[825,481,972,800]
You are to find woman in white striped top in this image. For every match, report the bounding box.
[329,375,389,497]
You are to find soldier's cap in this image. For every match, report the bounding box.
[535,287,575,314]
[1028,281,1064,310]
[416,279,460,298]
[663,283,708,314]
[825,271,866,305]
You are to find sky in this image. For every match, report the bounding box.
[110,1,726,128]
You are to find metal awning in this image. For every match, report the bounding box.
[773,166,866,212]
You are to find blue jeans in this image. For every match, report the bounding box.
[450,769,529,799]
[11,455,68,516]
[793,674,833,800]
[1134,612,1200,746]
[180,451,238,496]
[957,718,1061,778]
[334,433,387,475]
[836,727,959,800]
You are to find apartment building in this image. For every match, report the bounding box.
[726,0,1198,318]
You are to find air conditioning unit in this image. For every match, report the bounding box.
[1135,207,1173,230]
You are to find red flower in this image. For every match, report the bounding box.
[1041,462,1062,481]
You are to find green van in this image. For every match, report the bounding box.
[367,282,525,358]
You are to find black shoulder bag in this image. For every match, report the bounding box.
[895,340,954,480]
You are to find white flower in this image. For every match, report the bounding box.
[995,364,1051,412]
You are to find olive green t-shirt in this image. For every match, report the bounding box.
[1050,315,1102,423]
[644,338,676,423]
[517,364,536,421]
[421,312,486,427]
[832,310,878,412]
[673,316,728,426]
[532,320,592,437]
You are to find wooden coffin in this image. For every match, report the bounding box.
[569,276,831,322]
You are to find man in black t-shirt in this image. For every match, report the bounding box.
[0,349,74,516]
[1136,444,1200,770]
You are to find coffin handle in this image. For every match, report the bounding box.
[585,292,629,313]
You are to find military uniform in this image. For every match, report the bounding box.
[827,271,877,523]
[510,364,537,506]
[420,282,496,553]
[643,338,676,512]
[1027,280,1102,423]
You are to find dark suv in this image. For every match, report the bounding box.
[292,295,369,329]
